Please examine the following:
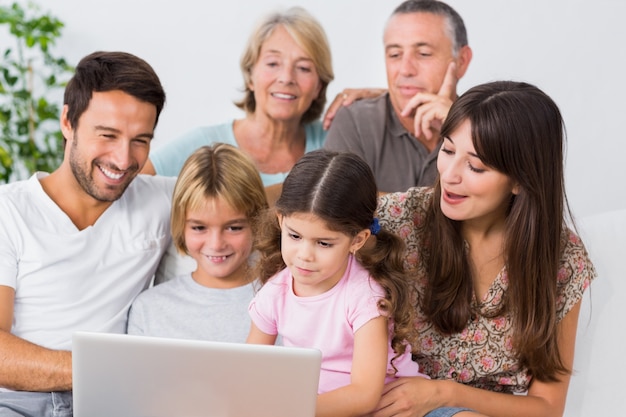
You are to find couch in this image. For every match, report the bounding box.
[563,209,626,415]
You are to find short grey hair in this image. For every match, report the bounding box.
[390,0,468,56]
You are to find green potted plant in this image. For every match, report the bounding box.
[0,1,73,184]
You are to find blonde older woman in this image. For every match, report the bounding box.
[143,7,333,190]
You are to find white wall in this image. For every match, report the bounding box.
[40,0,626,218]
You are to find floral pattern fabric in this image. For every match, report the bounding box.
[377,187,596,393]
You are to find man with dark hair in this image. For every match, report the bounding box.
[0,51,175,415]
[324,0,472,193]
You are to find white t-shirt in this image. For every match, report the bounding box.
[0,173,176,350]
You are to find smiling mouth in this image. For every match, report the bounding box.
[205,255,231,262]
[271,92,297,100]
[99,165,125,180]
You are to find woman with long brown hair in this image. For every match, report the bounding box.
[374,80,596,417]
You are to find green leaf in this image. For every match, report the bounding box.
[2,68,19,86]
[0,146,14,168]
[25,34,35,48]
[0,0,71,183]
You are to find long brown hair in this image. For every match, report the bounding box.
[255,150,416,366]
[424,81,570,381]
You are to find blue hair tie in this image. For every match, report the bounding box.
[369,218,381,235]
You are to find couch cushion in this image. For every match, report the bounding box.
[564,209,626,416]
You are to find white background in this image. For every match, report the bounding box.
[11,0,625,218]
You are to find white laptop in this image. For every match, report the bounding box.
[72,331,321,417]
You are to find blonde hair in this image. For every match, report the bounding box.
[235,6,334,124]
[171,143,268,255]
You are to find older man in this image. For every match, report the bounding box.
[324,0,472,193]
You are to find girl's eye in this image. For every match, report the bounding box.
[227,226,244,232]
[289,233,301,240]
[468,163,486,174]
[318,241,332,248]
[440,147,453,155]
[191,225,205,232]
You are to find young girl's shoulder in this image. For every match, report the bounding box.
[259,267,293,295]
[344,257,385,298]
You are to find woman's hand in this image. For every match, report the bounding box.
[372,377,447,417]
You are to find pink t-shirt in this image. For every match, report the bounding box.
[248,255,423,393]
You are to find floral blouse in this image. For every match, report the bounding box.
[377,187,597,393]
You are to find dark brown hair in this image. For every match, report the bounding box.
[424,80,570,381]
[63,51,166,130]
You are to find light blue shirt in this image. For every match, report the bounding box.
[150,120,326,186]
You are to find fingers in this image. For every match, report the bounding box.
[401,93,429,118]
[323,88,387,130]
[322,92,349,130]
[381,377,404,395]
[373,384,401,417]
[402,61,458,139]
[373,378,415,417]
[438,61,458,100]
[413,99,451,140]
